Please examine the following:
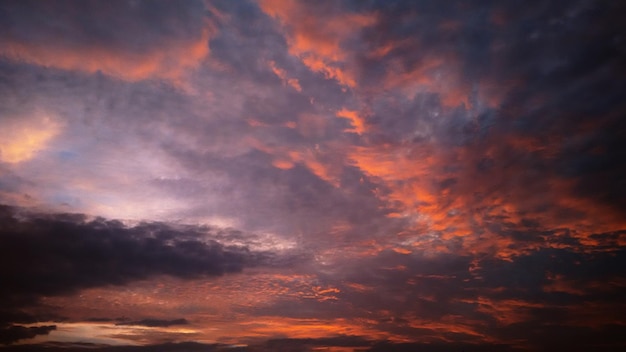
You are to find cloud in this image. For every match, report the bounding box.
[0,339,520,352]
[115,319,188,328]
[0,111,61,164]
[259,0,376,88]
[365,341,515,352]
[0,325,56,345]
[254,243,625,350]
[0,0,214,84]
[0,204,268,312]
[0,1,624,350]
[329,0,626,260]
[268,61,302,92]
[0,342,223,351]
[336,108,368,135]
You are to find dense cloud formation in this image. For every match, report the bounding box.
[0,205,260,303]
[0,0,624,351]
[0,205,270,344]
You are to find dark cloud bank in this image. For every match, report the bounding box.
[0,204,268,344]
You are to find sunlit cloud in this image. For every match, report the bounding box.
[0,0,215,86]
[0,111,61,164]
[268,60,302,92]
[336,108,368,135]
[259,0,375,88]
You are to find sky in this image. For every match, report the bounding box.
[0,0,625,351]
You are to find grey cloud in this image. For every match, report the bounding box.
[0,0,207,55]
[165,146,388,239]
[0,205,268,313]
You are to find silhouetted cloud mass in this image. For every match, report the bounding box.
[0,205,261,301]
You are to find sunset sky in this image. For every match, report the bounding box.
[0,0,625,351]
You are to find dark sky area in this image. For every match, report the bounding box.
[0,0,625,351]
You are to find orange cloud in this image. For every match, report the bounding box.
[33,272,403,344]
[336,108,368,135]
[459,296,546,326]
[272,158,295,170]
[260,0,504,110]
[347,142,478,252]
[0,112,61,164]
[348,130,626,259]
[288,148,341,187]
[249,116,343,185]
[406,319,489,341]
[380,54,476,108]
[259,0,376,88]
[1,26,213,86]
[348,144,463,236]
[269,60,302,92]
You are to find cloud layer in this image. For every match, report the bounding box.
[0,0,624,350]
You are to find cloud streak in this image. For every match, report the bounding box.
[0,0,214,85]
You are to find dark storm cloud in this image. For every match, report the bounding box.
[0,204,268,312]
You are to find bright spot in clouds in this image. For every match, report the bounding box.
[0,112,60,163]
